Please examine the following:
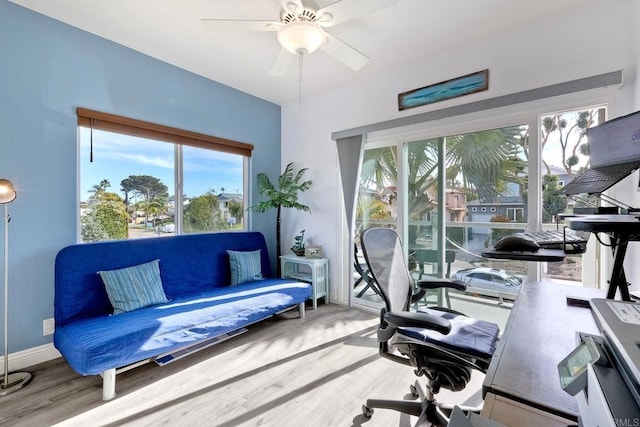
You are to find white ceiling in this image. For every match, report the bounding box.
[11,0,590,105]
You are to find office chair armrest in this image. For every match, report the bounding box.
[410,288,427,304]
[416,278,467,292]
[384,311,451,335]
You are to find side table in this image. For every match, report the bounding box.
[280,254,328,309]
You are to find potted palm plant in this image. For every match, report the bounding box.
[249,162,312,275]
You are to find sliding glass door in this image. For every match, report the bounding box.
[352,104,607,310]
[352,145,397,306]
[407,126,529,305]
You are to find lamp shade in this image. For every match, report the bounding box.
[277,21,325,55]
[0,179,15,204]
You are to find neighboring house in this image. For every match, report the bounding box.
[360,185,467,225]
[466,180,524,233]
[167,195,176,215]
[548,164,573,189]
[466,164,575,231]
[217,192,243,224]
[445,188,467,222]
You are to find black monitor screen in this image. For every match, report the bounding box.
[588,110,640,168]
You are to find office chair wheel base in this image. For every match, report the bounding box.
[362,404,374,418]
[410,384,419,398]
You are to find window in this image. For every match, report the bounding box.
[539,106,606,285]
[506,208,524,222]
[77,109,251,242]
[540,107,606,224]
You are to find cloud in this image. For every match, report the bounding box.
[111,152,173,169]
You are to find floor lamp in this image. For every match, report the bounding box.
[0,179,32,396]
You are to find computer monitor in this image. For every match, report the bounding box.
[588,109,640,168]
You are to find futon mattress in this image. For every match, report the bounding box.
[54,279,311,375]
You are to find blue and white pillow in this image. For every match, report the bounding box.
[227,250,264,286]
[99,259,169,315]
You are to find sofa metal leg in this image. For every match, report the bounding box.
[299,302,306,319]
[101,368,116,400]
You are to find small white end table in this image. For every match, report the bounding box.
[280,254,328,309]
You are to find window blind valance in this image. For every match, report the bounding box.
[77,108,253,157]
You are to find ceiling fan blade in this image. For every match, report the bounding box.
[321,31,368,71]
[201,19,281,32]
[312,0,342,7]
[317,0,398,27]
[269,47,295,76]
[277,0,303,15]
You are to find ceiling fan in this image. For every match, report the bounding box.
[201,0,398,77]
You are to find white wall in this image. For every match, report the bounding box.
[281,0,638,303]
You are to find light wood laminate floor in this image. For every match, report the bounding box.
[0,305,484,427]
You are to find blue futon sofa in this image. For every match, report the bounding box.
[54,231,311,400]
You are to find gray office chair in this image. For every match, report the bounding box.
[360,227,500,427]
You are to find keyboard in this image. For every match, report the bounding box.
[521,230,588,246]
[575,163,633,183]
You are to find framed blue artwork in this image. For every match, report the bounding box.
[398,69,489,111]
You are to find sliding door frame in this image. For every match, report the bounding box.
[348,91,618,309]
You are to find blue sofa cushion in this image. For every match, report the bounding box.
[99,259,169,315]
[53,278,311,375]
[227,250,263,286]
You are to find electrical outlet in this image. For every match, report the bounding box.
[43,318,55,336]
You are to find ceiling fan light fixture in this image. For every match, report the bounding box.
[277,21,325,55]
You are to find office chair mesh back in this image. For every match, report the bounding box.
[359,227,413,313]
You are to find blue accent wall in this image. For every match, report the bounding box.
[0,1,281,353]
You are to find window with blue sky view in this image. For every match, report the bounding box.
[79,127,246,241]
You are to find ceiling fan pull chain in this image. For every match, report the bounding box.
[298,50,304,104]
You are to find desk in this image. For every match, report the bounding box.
[483,281,605,421]
[565,214,640,301]
[481,393,574,427]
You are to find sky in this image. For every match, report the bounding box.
[79,128,244,202]
[539,108,605,170]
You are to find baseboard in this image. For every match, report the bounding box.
[0,343,62,375]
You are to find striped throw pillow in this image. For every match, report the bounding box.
[227,250,263,286]
[99,259,169,314]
